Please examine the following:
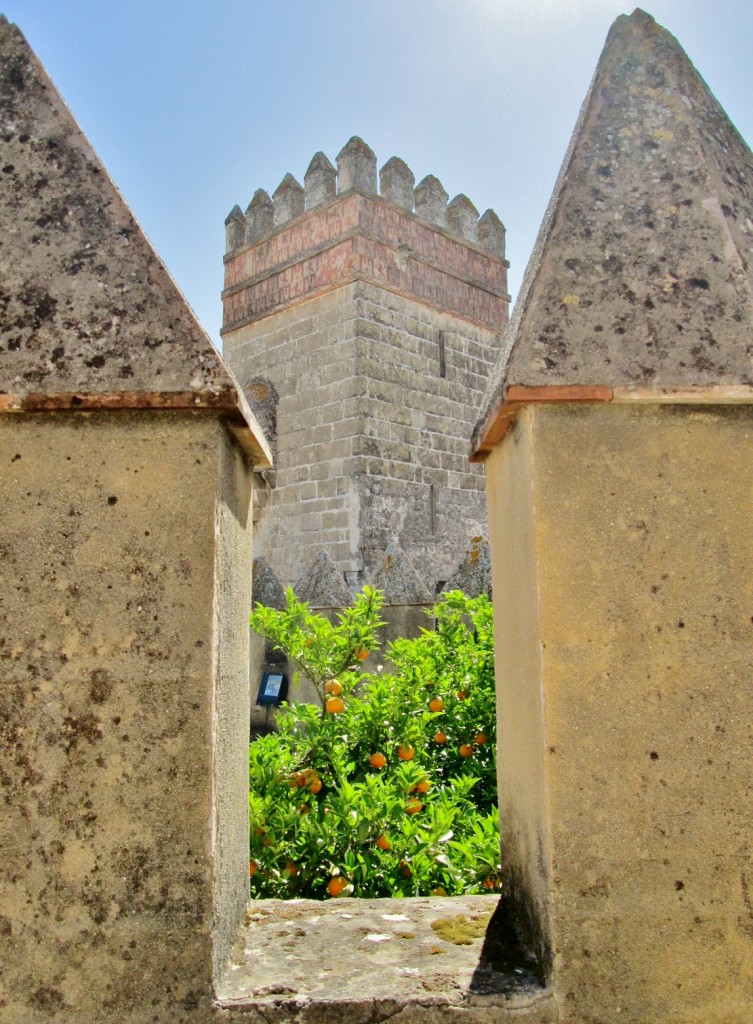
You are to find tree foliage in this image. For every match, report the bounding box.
[248,587,500,898]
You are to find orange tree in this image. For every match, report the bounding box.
[248,587,500,898]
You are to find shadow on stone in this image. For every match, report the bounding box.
[469,897,545,995]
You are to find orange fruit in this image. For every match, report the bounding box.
[297,804,310,814]
[474,733,488,745]
[405,797,423,815]
[415,778,430,794]
[433,731,447,744]
[369,752,387,769]
[285,861,297,876]
[428,697,444,713]
[459,743,474,758]
[249,860,258,877]
[325,696,345,714]
[397,744,415,761]
[327,876,348,897]
[376,834,391,851]
[457,690,469,701]
[432,886,448,897]
[354,647,370,661]
[399,860,412,877]
[308,777,322,794]
[325,679,342,695]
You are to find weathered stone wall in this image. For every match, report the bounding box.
[226,282,498,591]
[226,286,360,583]
[211,428,255,980]
[487,403,753,1023]
[356,280,495,584]
[0,413,253,1024]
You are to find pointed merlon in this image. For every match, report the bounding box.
[245,188,274,243]
[252,557,287,611]
[447,194,479,244]
[441,538,492,599]
[0,16,270,469]
[336,136,377,195]
[304,151,336,210]
[224,205,246,253]
[414,175,449,228]
[379,157,415,211]
[370,540,433,605]
[472,9,753,457]
[273,173,305,228]
[478,209,506,260]
[294,550,353,608]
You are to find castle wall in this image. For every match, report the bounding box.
[487,403,753,1022]
[355,280,496,584]
[0,413,254,1023]
[224,281,498,590]
[224,285,363,585]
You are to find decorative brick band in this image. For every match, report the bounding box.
[222,192,509,334]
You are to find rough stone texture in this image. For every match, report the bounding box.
[224,282,501,592]
[251,556,286,610]
[488,402,753,1023]
[272,174,305,229]
[0,20,238,405]
[245,189,274,245]
[473,9,753,455]
[0,414,254,1024]
[441,537,492,598]
[336,135,378,195]
[212,432,255,982]
[225,205,246,253]
[371,539,433,604]
[294,549,353,608]
[216,896,554,1022]
[414,175,449,228]
[380,156,416,210]
[477,210,506,261]
[303,152,336,211]
[447,195,480,244]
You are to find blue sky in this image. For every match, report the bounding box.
[5,1,753,349]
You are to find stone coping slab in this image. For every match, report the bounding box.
[216,896,553,1022]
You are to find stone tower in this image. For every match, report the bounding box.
[221,138,508,604]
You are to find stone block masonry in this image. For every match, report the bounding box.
[223,138,508,597]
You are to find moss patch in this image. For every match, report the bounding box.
[430,911,492,946]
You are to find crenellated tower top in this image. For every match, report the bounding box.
[222,137,509,335]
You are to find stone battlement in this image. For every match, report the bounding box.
[222,138,509,334]
[225,136,507,256]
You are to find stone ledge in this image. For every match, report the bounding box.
[215,896,553,1023]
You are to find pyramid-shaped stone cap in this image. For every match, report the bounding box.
[0,19,271,467]
[441,537,492,599]
[472,9,753,457]
[294,550,353,609]
[371,540,433,605]
[252,557,287,611]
